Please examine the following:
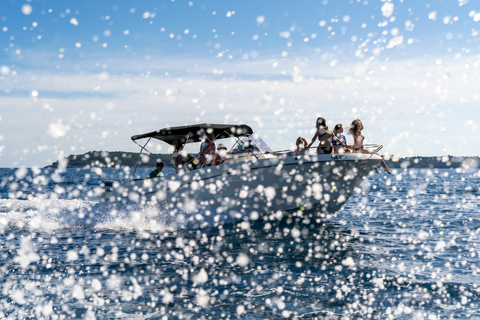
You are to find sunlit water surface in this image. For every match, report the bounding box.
[1,167,479,319]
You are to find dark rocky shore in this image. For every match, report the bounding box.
[45,151,479,170]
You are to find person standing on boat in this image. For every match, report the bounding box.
[348,119,391,174]
[199,133,216,167]
[332,124,348,154]
[146,161,165,179]
[307,117,346,154]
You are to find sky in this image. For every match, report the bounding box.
[0,0,479,168]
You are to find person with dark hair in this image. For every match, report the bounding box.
[307,117,346,154]
[332,123,348,154]
[199,133,216,167]
[147,161,165,179]
[295,137,309,155]
[173,145,187,172]
[348,119,390,174]
[347,119,364,152]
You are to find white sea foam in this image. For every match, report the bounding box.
[0,198,176,233]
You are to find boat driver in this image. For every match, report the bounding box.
[173,145,187,171]
[199,133,216,167]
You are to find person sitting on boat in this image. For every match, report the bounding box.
[296,137,309,155]
[332,123,348,154]
[199,133,216,167]
[213,143,228,165]
[284,137,309,156]
[173,144,198,171]
[348,118,391,174]
[146,161,165,179]
[173,145,187,172]
[307,117,346,154]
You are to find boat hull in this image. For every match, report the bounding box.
[101,153,382,226]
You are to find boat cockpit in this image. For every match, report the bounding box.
[129,123,276,179]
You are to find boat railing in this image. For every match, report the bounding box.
[266,143,384,156]
[127,138,384,181]
[350,144,383,153]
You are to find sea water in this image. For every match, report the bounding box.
[0,167,479,319]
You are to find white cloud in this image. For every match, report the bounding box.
[0,51,479,166]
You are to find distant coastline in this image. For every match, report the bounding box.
[45,151,174,169]
[385,156,479,169]
[44,151,480,170]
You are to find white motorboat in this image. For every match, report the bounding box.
[101,123,384,226]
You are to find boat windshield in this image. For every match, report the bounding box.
[230,134,273,153]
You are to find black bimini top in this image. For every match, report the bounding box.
[131,123,253,147]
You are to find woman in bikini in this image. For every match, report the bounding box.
[307,117,346,154]
[348,119,391,174]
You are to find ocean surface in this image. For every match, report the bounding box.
[0,166,479,319]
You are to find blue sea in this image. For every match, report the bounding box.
[0,166,479,319]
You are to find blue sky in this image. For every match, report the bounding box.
[1,0,479,167]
